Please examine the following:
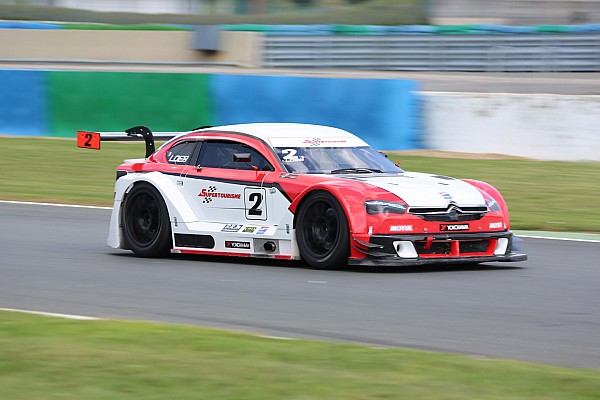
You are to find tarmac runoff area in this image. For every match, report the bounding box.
[0,200,597,242]
[2,200,599,368]
[0,199,597,242]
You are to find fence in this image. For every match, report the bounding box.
[263,34,600,71]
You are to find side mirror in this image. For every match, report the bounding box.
[233,153,252,163]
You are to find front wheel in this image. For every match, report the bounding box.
[296,191,350,269]
[122,182,172,257]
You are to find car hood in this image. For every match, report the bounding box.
[345,172,486,208]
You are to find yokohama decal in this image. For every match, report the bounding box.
[225,241,251,249]
[440,223,470,231]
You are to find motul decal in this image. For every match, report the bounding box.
[440,223,470,231]
[390,225,413,232]
[489,222,504,229]
[225,241,251,249]
[198,186,241,204]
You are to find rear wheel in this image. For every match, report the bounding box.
[122,182,172,257]
[296,191,350,269]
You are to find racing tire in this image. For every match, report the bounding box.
[122,182,172,257]
[296,191,350,269]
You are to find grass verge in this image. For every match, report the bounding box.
[1,310,599,399]
[0,1,426,25]
[0,137,598,232]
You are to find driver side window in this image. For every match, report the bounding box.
[166,141,197,165]
[197,141,273,171]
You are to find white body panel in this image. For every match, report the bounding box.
[109,168,297,258]
[352,172,486,208]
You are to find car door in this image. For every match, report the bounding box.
[179,140,276,229]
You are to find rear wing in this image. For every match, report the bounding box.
[77,126,184,158]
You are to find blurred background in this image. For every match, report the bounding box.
[0,0,599,160]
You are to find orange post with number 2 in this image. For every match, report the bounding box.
[77,131,101,150]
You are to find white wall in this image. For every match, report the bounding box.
[52,0,234,14]
[422,92,600,162]
[430,0,600,24]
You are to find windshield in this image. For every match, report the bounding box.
[275,146,404,174]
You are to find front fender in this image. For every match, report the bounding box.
[462,179,510,228]
[290,180,401,236]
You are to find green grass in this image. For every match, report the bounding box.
[1,311,599,400]
[387,155,600,233]
[0,137,598,232]
[0,1,426,25]
[0,137,147,205]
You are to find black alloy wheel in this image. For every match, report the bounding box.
[122,182,172,257]
[296,191,350,269]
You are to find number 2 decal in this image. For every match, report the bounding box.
[84,133,93,147]
[244,188,267,220]
[248,192,262,215]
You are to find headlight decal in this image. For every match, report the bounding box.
[365,200,407,215]
[486,198,501,212]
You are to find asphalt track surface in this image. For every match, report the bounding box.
[1,202,599,369]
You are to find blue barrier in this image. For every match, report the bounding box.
[570,24,600,33]
[0,70,48,136]
[387,25,436,34]
[210,74,421,150]
[0,21,62,29]
[470,24,536,34]
[1,69,421,149]
[1,21,599,35]
[264,25,332,35]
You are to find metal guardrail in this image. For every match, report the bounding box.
[263,34,600,71]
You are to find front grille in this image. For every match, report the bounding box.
[364,232,509,260]
[459,240,491,254]
[410,205,488,222]
[414,238,495,257]
[414,241,451,255]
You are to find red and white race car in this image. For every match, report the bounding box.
[79,123,526,269]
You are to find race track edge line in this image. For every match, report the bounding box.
[0,200,111,210]
[0,308,100,320]
[515,234,600,243]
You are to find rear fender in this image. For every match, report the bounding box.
[108,172,198,249]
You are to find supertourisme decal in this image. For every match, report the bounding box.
[198,186,242,203]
